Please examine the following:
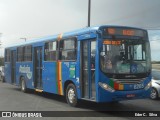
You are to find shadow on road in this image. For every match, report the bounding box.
[3,84,159,117]
[8,86,154,112]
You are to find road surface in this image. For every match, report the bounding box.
[0,70,160,120]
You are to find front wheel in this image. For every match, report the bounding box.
[150,88,158,100]
[66,83,78,107]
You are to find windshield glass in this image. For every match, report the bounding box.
[100,39,151,74]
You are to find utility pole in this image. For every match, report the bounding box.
[88,0,91,27]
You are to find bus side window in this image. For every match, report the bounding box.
[60,38,77,61]
[45,41,57,61]
[5,49,11,62]
[24,45,32,61]
[17,47,24,62]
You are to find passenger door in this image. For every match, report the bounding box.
[81,40,96,100]
[34,47,43,89]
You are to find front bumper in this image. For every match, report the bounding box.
[98,87,151,102]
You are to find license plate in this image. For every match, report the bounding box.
[126,94,135,98]
[134,84,144,90]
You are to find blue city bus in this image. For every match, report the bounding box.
[4,25,152,106]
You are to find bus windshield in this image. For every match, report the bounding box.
[100,39,151,75]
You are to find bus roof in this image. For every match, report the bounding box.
[5,25,147,49]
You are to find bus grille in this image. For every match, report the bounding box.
[112,78,146,84]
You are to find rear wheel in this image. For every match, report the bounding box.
[21,78,28,93]
[66,83,78,107]
[150,88,158,100]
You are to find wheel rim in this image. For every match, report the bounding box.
[150,89,157,99]
[21,80,25,91]
[68,88,76,104]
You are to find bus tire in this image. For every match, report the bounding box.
[21,78,27,93]
[66,83,78,107]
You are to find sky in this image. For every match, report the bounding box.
[0,0,160,61]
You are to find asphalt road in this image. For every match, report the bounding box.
[0,70,160,120]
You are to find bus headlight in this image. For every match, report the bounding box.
[144,81,152,90]
[99,82,115,92]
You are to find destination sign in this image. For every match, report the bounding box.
[103,40,121,45]
[104,28,146,37]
